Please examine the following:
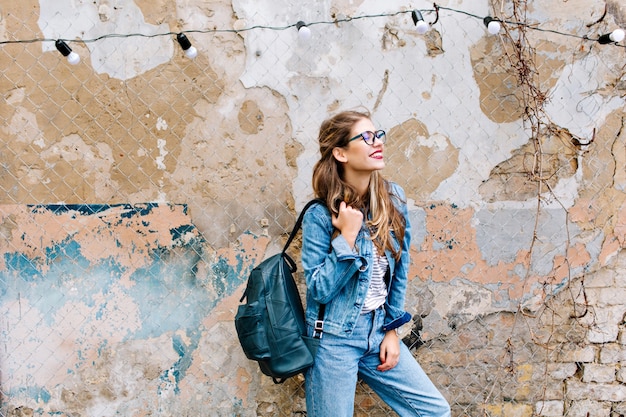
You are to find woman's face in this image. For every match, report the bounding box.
[335,117,385,175]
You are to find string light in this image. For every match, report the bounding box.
[483,17,501,35]
[411,10,429,35]
[176,33,198,59]
[296,21,312,42]
[597,28,625,44]
[2,5,624,58]
[54,40,80,65]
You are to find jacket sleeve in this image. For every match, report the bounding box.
[301,204,368,305]
[383,184,412,331]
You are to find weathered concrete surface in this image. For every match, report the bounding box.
[1,0,626,415]
[0,203,269,416]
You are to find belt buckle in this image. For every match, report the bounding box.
[313,320,324,338]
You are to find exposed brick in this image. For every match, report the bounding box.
[547,362,578,380]
[614,399,626,416]
[587,307,626,343]
[481,403,534,417]
[553,345,596,363]
[481,404,505,417]
[566,380,626,402]
[586,288,626,306]
[582,364,617,383]
[588,329,619,344]
[566,399,611,417]
[535,400,564,416]
[599,343,626,363]
[541,381,566,401]
[586,269,616,288]
[504,403,534,417]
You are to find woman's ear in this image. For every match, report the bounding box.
[332,147,348,163]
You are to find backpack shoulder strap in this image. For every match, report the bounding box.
[282,198,327,337]
[282,198,324,253]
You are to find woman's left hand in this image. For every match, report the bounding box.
[377,330,400,372]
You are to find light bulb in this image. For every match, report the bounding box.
[296,21,312,42]
[415,21,429,35]
[598,28,625,44]
[610,28,625,42]
[176,33,198,59]
[55,39,80,65]
[483,16,501,35]
[67,51,81,65]
[411,10,429,35]
[184,46,198,59]
[488,21,501,34]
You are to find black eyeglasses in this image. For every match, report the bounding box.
[348,130,386,145]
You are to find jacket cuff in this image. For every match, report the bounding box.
[332,234,354,256]
[382,312,412,332]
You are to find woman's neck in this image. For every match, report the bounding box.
[344,171,371,197]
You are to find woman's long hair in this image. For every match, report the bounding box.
[312,110,405,259]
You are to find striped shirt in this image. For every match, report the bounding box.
[361,245,389,313]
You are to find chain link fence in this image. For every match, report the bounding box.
[2,1,626,416]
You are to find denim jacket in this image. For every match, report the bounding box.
[301,182,412,337]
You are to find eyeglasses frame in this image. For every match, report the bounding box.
[348,130,386,146]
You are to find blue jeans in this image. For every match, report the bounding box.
[305,307,451,417]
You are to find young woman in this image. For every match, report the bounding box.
[301,110,451,416]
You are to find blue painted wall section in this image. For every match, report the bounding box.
[0,203,262,411]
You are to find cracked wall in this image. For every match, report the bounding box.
[1,0,626,415]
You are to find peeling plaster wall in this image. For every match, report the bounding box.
[1,0,626,415]
[0,204,267,415]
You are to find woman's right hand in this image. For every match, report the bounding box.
[331,201,363,249]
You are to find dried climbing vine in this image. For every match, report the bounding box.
[482,0,585,415]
